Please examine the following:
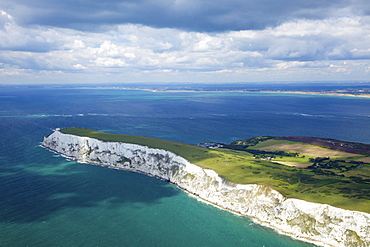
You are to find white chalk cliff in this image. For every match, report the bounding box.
[42,130,370,247]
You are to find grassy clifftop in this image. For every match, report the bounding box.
[59,127,370,213]
[60,127,218,163]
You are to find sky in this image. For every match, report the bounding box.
[1,0,370,84]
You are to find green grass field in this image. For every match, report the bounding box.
[59,127,370,213]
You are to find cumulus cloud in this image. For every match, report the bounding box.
[0,4,370,83]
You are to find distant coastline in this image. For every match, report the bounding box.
[75,84,370,98]
[158,90,370,98]
[260,90,370,98]
[150,88,370,98]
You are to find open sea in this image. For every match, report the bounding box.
[1,85,370,247]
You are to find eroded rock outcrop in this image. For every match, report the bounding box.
[42,130,370,247]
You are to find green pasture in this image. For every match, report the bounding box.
[272,156,311,163]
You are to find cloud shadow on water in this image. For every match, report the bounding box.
[0,159,180,223]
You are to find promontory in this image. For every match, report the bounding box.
[42,127,370,247]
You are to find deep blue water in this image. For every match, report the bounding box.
[1,85,369,246]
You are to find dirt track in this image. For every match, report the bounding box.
[272,161,312,168]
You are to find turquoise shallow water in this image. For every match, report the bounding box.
[1,86,370,246]
[0,156,314,247]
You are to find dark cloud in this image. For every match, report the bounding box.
[1,0,368,31]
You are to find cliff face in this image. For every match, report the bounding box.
[42,130,370,247]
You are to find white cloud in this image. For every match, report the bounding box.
[94,57,127,67]
[73,63,86,70]
[1,10,370,83]
[0,10,13,24]
[275,61,309,69]
[64,40,86,50]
